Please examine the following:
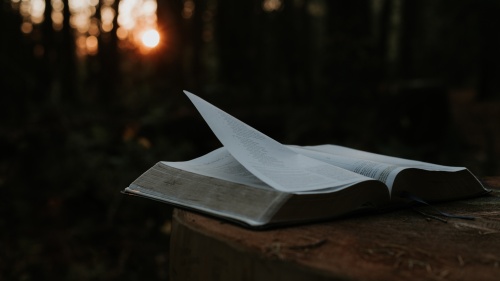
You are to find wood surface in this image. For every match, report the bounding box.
[170,177,500,281]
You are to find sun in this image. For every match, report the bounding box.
[141,29,160,48]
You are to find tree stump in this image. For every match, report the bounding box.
[170,177,500,281]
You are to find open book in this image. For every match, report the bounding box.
[124,91,488,228]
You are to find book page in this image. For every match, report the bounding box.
[290,145,465,192]
[299,145,464,171]
[163,147,271,189]
[184,91,370,193]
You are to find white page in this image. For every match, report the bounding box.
[163,147,271,189]
[288,146,403,192]
[298,145,464,171]
[290,145,465,192]
[184,91,370,192]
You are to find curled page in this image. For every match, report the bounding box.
[183,91,370,192]
[163,147,271,189]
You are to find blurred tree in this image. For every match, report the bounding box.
[477,0,500,101]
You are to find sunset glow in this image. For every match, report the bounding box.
[12,0,160,56]
[118,0,159,52]
[141,29,160,48]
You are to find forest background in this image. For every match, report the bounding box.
[1,0,500,280]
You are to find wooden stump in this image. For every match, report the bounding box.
[170,178,500,281]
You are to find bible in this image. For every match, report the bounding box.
[123,91,488,228]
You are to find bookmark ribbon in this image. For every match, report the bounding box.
[400,192,475,221]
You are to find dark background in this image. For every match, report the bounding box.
[1,0,499,280]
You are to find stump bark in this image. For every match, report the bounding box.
[170,177,500,281]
